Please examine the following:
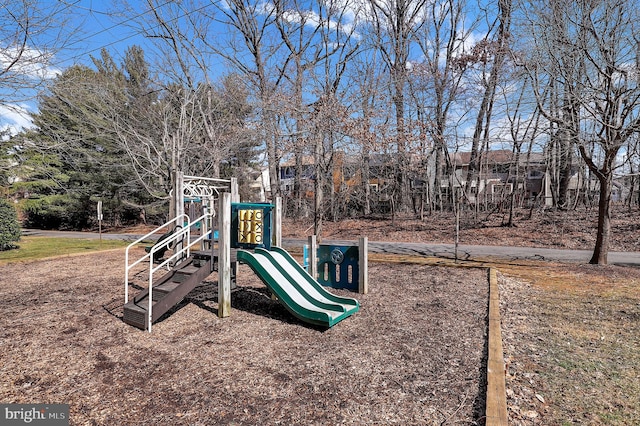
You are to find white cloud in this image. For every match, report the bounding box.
[253,0,362,38]
[0,104,34,139]
[0,46,61,81]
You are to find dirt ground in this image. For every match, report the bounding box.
[282,205,640,425]
[281,205,640,252]
[2,206,639,425]
[0,249,488,425]
[499,263,640,425]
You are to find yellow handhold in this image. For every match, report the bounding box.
[237,208,265,245]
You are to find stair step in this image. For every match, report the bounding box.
[191,249,238,262]
[123,302,147,329]
[192,250,212,260]
[155,281,181,294]
[171,265,200,282]
[178,265,200,274]
[125,255,214,331]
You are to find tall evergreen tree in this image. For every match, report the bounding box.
[15,48,156,228]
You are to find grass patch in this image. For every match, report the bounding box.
[0,236,128,264]
[501,263,640,425]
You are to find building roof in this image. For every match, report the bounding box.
[450,150,545,166]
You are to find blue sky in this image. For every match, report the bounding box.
[2,0,359,136]
[2,0,501,149]
[60,1,147,62]
[1,0,168,136]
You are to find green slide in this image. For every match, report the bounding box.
[237,247,359,327]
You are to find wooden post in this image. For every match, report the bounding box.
[97,200,102,243]
[359,236,368,294]
[176,171,184,220]
[231,177,240,203]
[308,235,317,280]
[218,192,231,318]
[175,171,185,254]
[169,171,176,222]
[273,196,282,248]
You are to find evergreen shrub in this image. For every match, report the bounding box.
[0,198,21,250]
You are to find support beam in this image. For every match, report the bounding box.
[218,192,231,318]
[273,196,282,248]
[231,177,240,203]
[175,171,185,254]
[486,268,508,424]
[308,235,317,280]
[175,171,184,220]
[359,237,368,294]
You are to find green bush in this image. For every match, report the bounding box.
[0,198,21,251]
[23,195,75,230]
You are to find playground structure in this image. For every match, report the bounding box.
[305,236,368,294]
[124,173,360,332]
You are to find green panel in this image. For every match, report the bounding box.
[231,202,273,250]
[316,244,360,291]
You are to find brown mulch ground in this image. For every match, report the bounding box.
[279,206,640,425]
[3,206,639,425]
[0,249,488,425]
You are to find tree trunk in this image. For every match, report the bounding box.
[556,129,573,210]
[590,174,612,264]
[393,75,408,212]
[362,153,371,216]
[313,131,324,237]
[465,0,511,208]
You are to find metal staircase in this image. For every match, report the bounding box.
[124,213,219,332]
[123,251,214,330]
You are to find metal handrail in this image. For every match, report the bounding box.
[124,212,213,332]
[124,214,189,305]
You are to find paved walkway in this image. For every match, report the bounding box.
[22,229,146,242]
[284,238,640,267]
[21,229,640,267]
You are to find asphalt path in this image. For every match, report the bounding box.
[22,229,640,267]
[300,238,640,267]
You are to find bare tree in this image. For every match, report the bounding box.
[366,0,429,212]
[113,85,202,199]
[112,0,256,214]
[1,0,78,131]
[520,0,640,264]
[503,74,544,226]
[304,0,362,234]
[273,0,331,217]
[346,47,388,217]
[210,0,289,200]
[462,0,512,213]
[411,0,480,213]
